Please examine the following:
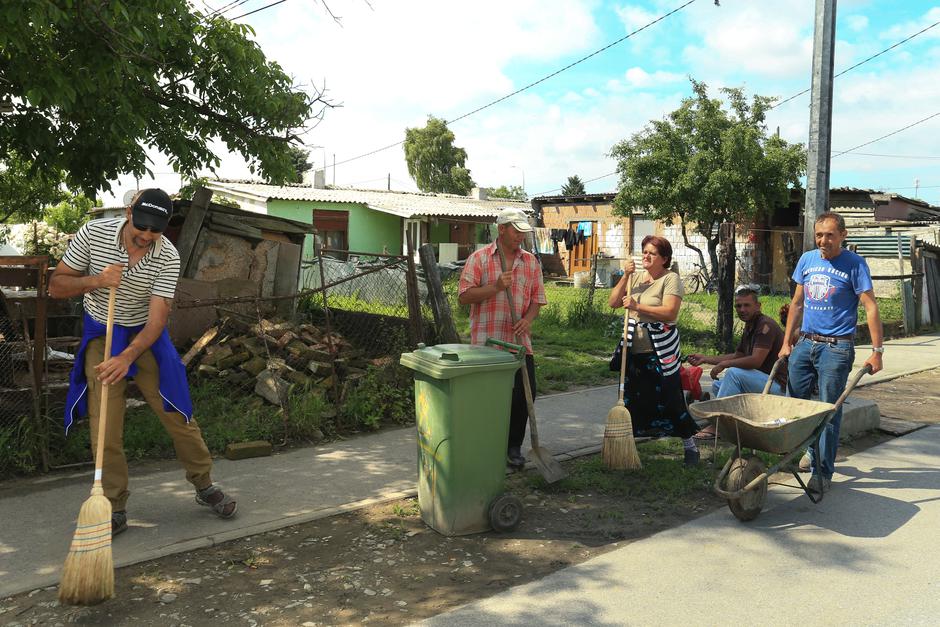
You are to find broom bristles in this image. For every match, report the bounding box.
[58,486,114,606]
[603,404,642,470]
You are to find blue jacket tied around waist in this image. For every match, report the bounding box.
[65,312,193,433]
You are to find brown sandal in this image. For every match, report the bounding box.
[693,425,717,441]
[195,485,238,519]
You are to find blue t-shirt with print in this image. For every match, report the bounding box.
[792,248,873,337]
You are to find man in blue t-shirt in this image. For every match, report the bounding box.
[779,212,884,494]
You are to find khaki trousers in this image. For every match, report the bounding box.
[85,337,212,511]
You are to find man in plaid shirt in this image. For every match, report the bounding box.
[458,208,547,467]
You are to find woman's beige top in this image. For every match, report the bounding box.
[628,270,684,324]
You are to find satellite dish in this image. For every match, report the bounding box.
[122,190,138,206]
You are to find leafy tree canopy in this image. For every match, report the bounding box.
[287,146,313,184]
[610,79,805,274]
[0,152,68,224]
[488,185,526,201]
[403,116,475,195]
[44,192,93,234]
[561,175,586,196]
[0,2,327,196]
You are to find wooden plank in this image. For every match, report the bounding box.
[404,232,425,345]
[0,256,48,266]
[0,267,39,288]
[208,213,264,238]
[274,241,302,318]
[176,187,213,278]
[181,326,220,366]
[419,243,460,344]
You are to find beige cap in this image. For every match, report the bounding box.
[496,208,534,232]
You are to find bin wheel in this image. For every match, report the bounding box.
[726,456,767,522]
[489,494,523,532]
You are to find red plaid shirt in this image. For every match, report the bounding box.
[458,243,547,354]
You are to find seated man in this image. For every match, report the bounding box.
[687,286,786,440]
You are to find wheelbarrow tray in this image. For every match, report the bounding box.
[687,394,835,455]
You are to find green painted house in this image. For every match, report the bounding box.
[205,181,529,263]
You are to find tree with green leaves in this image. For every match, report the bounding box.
[403,116,474,195]
[286,146,313,184]
[561,175,586,196]
[44,193,93,234]
[0,153,67,224]
[0,2,328,196]
[488,185,526,201]
[610,79,805,348]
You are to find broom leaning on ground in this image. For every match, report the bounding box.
[59,287,117,605]
[603,306,641,470]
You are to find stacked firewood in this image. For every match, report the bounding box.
[181,318,388,406]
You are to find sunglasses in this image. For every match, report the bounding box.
[133,222,164,234]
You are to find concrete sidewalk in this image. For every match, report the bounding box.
[424,425,940,626]
[1,331,938,599]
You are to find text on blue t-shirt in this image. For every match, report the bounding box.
[792,248,873,337]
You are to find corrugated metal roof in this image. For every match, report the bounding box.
[206,181,527,220]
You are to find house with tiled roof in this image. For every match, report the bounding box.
[205,180,529,263]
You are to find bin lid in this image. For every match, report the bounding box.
[399,343,522,379]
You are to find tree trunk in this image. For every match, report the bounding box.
[678,217,708,275]
[706,236,720,283]
[716,223,736,352]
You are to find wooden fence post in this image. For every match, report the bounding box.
[910,236,923,331]
[404,233,425,346]
[419,243,461,344]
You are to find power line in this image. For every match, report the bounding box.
[833,151,940,160]
[771,19,939,110]
[331,0,701,169]
[231,0,287,20]
[205,0,250,18]
[533,171,619,197]
[833,111,940,157]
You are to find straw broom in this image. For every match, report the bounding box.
[59,288,117,605]
[602,308,641,470]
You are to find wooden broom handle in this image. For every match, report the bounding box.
[93,288,117,481]
[619,308,629,403]
[496,244,542,450]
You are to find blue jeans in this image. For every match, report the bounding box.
[787,336,855,479]
[713,367,784,398]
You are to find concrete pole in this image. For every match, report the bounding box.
[803,0,837,251]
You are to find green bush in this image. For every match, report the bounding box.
[341,364,415,431]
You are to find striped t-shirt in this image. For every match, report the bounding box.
[62,218,181,326]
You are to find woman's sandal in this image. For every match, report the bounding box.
[195,484,238,519]
[692,425,717,441]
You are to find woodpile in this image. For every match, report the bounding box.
[182,318,389,406]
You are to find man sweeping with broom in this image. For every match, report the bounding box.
[51,189,237,604]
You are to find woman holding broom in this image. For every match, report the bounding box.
[608,235,700,465]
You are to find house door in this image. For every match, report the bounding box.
[567,221,598,275]
[632,218,656,256]
[450,222,474,260]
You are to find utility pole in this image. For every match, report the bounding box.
[803,0,837,252]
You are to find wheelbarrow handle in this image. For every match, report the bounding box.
[830,364,873,414]
[762,357,787,395]
[484,337,526,360]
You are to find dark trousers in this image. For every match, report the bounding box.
[509,355,536,449]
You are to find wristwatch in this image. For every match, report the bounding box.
[872,346,885,354]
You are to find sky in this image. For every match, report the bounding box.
[102,0,940,206]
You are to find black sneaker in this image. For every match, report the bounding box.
[683,449,700,466]
[112,510,128,536]
[507,446,526,467]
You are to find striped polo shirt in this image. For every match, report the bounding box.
[62,217,181,326]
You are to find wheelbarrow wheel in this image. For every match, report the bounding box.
[726,456,767,522]
[489,494,523,532]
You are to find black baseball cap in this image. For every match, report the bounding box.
[131,188,172,232]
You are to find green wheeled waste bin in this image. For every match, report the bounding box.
[400,339,525,536]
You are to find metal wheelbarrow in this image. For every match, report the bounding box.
[687,358,871,522]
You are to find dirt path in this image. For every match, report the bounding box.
[852,367,940,426]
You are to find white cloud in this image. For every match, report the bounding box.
[624,66,685,88]
[847,15,869,32]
